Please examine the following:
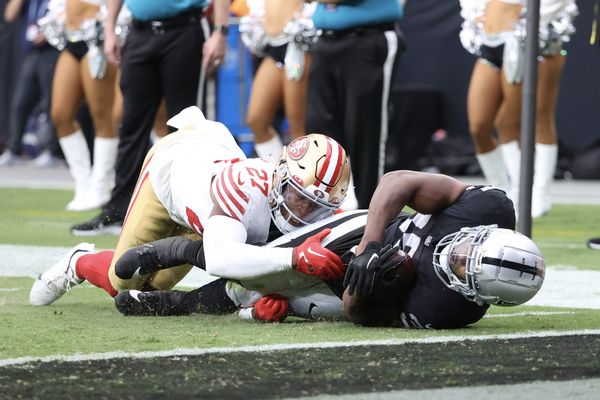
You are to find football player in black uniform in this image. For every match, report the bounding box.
[114,171,545,329]
[343,170,545,329]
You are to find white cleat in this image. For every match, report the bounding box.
[29,243,95,306]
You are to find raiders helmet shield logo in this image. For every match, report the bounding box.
[287,137,309,160]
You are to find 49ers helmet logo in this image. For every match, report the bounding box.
[287,137,309,160]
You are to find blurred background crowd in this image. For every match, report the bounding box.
[0,0,599,234]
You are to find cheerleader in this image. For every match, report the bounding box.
[460,0,577,217]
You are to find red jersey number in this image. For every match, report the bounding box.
[245,167,269,197]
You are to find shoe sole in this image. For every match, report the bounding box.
[588,240,600,250]
[29,243,93,305]
[71,226,122,237]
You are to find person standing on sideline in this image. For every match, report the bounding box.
[460,0,577,218]
[0,0,62,167]
[48,0,120,211]
[305,0,405,210]
[71,0,229,235]
[241,0,317,163]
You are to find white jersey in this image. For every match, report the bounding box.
[210,158,275,245]
[146,107,293,281]
[147,107,272,245]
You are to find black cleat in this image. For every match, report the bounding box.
[71,211,123,237]
[114,290,188,316]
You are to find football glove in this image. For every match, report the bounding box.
[253,294,289,322]
[293,228,345,280]
[343,241,399,296]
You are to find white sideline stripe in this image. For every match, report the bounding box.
[2,329,600,368]
[484,311,575,318]
[289,378,600,400]
[0,244,213,288]
[0,288,20,292]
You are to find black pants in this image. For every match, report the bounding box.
[7,45,60,155]
[306,28,401,208]
[106,15,206,219]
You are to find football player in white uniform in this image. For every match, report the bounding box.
[29,106,351,306]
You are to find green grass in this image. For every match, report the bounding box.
[1,188,599,361]
[0,188,117,249]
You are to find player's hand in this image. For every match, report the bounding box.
[252,294,288,322]
[343,242,399,296]
[292,228,345,280]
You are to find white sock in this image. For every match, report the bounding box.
[59,130,91,186]
[476,148,509,192]
[92,136,119,191]
[254,135,284,163]
[499,140,521,204]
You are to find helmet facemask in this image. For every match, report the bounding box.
[433,225,490,305]
[269,162,340,234]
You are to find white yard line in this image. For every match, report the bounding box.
[2,329,600,367]
[484,311,575,318]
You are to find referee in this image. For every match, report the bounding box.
[306,0,405,209]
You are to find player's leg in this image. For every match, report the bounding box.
[107,154,193,291]
[115,278,236,316]
[114,236,205,279]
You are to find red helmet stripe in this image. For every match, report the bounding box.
[316,138,332,184]
[317,138,344,193]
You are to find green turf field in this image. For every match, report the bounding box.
[1,188,599,398]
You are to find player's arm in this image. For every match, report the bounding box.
[203,189,343,280]
[357,171,468,254]
[343,247,416,326]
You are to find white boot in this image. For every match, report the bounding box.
[76,137,118,211]
[476,148,510,193]
[254,134,283,163]
[500,140,521,209]
[59,130,91,211]
[532,143,557,218]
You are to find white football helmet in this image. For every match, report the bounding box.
[432,225,545,306]
[269,134,350,233]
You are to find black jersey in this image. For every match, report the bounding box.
[383,186,516,329]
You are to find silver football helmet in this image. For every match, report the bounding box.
[269,134,350,233]
[432,225,545,306]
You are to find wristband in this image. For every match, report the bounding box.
[215,25,229,36]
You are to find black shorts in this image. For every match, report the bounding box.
[479,44,504,69]
[264,44,287,67]
[65,41,88,61]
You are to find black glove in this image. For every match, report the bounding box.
[343,241,399,296]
